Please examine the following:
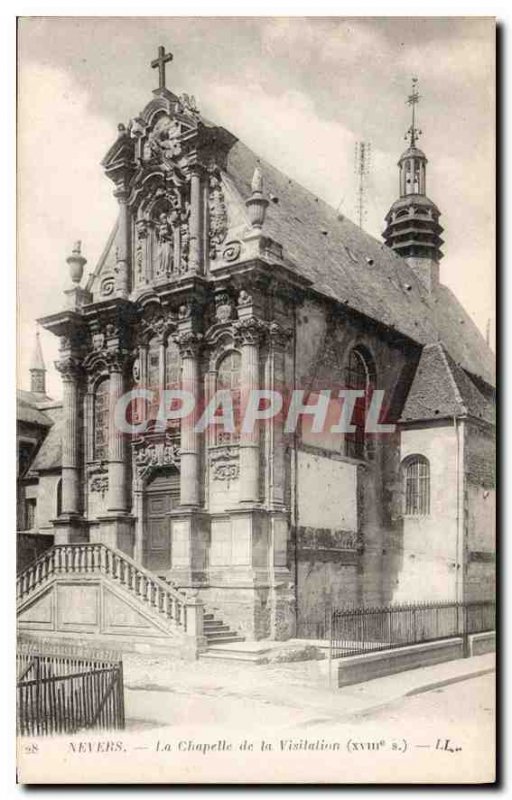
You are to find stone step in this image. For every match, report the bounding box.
[203,622,230,632]
[204,634,245,645]
[204,629,239,640]
[200,648,263,662]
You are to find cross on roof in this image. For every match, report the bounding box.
[405,77,422,148]
[151,45,173,91]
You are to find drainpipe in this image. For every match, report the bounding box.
[453,414,468,654]
[453,415,460,603]
[292,304,299,633]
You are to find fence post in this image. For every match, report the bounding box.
[463,603,470,658]
[118,660,125,729]
[327,606,333,690]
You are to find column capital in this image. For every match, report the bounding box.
[176,330,203,359]
[55,356,83,381]
[105,348,131,374]
[233,317,267,347]
[113,184,129,203]
[268,320,293,351]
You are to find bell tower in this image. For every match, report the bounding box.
[29,329,47,395]
[383,78,444,292]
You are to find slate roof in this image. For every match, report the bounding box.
[223,139,495,387]
[17,390,63,470]
[30,405,63,471]
[90,115,494,388]
[400,343,495,425]
[17,390,54,427]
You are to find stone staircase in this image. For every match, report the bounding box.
[16,545,245,660]
[203,612,244,646]
[155,577,244,648]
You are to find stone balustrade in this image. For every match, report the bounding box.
[16,542,203,637]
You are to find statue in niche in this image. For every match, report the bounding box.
[155,213,174,278]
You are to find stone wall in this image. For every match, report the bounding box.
[392,423,460,602]
[24,472,61,533]
[290,298,414,619]
[464,421,496,602]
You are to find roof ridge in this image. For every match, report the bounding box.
[436,343,468,415]
[86,218,119,292]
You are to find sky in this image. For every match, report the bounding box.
[17,16,495,399]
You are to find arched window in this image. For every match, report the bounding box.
[345,346,376,460]
[93,377,110,461]
[216,351,241,444]
[402,455,430,516]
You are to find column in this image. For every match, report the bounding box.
[267,323,289,508]
[400,161,406,197]
[236,319,264,504]
[114,187,130,298]
[107,353,128,513]
[188,165,203,274]
[177,332,201,506]
[58,359,81,515]
[158,337,166,390]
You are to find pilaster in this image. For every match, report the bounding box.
[234,315,267,504]
[54,355,88,544]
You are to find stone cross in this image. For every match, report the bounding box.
[151,45,173,90]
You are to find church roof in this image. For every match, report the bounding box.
[399,342,495,425]
[17,390,54,427]
[221,138,495,386]
[30,406,63,471]
[90,98,493,388]
[399,145,427,161]
[385,194,440,217]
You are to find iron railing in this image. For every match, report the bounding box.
[17,643,125,736]
[330,600,495,659]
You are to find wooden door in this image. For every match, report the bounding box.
[143,469,179,572]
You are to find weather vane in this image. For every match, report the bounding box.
[405,77,422,148]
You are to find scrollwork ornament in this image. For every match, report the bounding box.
[100,277,115,297]
[223,241,242,263]
[90,475,109,495]
[209,446,240,482]
[133,438,181,481]
[208,173,228,258]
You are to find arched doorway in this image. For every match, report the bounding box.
[143,467,180,572]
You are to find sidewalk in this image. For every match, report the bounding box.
[122,650,495,730]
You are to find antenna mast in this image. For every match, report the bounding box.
[354,141,372,229]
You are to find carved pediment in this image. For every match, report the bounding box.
[132,429,181,483]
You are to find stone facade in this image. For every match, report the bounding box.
[18,64,495,646]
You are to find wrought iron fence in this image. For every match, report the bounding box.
[296,607,331,641]
[17,644,125,736]
[330,600,495,659]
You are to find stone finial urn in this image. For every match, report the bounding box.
[245,167,269,229]
[66,241,87,284]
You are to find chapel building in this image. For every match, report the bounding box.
[17,55,495,655]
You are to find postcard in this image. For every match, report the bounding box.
[16,16,496,784]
